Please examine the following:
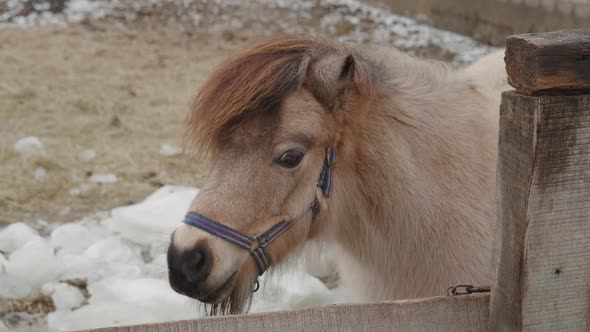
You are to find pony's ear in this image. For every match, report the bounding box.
[305,54,356,111]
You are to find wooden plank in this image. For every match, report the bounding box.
[489,91,590,331]
[505,28,590,95]
[80,294,490,332]
[489,90,538,331]
[521,92,590,331]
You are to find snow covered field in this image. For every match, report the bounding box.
[0,0,495,64]
[0,185,343,331]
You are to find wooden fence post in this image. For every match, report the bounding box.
[489,28,590,331]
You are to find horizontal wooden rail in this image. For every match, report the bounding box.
[505,28,590,95]
[82,294,490,332]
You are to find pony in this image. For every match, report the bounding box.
[167,35,507,315]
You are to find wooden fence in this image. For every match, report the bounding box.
[85,28,590,332]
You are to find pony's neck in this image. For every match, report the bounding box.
[326,49,495,300]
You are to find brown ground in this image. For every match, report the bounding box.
[0,20,245,225]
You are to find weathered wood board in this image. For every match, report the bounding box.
[489,90,538,331]
[489,91,590,331]
[505,28,590,95]
[81,294,490,332]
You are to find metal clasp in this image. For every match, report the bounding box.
[448,284,491,296]
[249,236,262,254]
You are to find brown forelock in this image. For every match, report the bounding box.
[186,36,333,158]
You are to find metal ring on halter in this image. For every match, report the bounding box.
[252,280,260,292]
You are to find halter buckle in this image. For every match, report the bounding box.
[249,236,262,254]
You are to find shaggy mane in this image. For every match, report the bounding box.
[186,36,331,157]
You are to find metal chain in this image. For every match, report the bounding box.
[447,284,491,296]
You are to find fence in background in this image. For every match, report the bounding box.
[373,0,588,46]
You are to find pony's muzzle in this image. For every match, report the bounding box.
[167,238,213,298]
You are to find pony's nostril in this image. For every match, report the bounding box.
[182,250,203,282]
[179,243,212,284]
[167,240,213,296]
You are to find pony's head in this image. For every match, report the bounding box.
[167,36,377,314]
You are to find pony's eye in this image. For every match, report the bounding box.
[277,150,304,168]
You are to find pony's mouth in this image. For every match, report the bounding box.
[199,271,237,304]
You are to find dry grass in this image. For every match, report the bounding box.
[0,21,244,225]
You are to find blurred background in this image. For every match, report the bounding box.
[0,0,585,331]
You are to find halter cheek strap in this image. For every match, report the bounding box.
[318,146,336,196]
[182,146,336,276]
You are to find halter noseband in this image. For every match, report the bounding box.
[182,147,336,276]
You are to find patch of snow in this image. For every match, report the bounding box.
[0,185,343,330]
[0,275,33,299]
[48,301,175,331]
[41,281,59,296]
[277,0,492,63]
[49,277,203,331]
[84,237,143,266]
[78,149,96,162]
[143,184,196,202]
[50,223,103,254]
[0,1,493,64]
[66,0,113,22]
[0,0,115,28]
[0,222,40,253]
[104,185,198,246]
[88,173,118,184]
[68,183,92,197]
[13,136,46,157]
[89,277,198,316]
[145,253,167,278]
[58,237,144,282]
[51,283,86,310]
[4,238,64,292]
[0,253,6,273]
[68,187,82,196]
[159,143,182,156]
[2,312,46,332]
[251,270,333,313]
[34,166,47,180]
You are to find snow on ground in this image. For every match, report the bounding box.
[159,144,182,157]
[0,0,115,27]
[0,0,496,64]
[0,185,343,331]
[12,137,46,157]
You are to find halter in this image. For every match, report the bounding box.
[182,147,336,276]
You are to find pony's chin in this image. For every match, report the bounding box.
[195,273,238,304]
[202,279,254,316]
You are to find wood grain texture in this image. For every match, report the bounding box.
[505,28,590,95]
[522,93,590,331]
[81,295,490,332]
[489,91,539,332]
[489,91,590,331]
